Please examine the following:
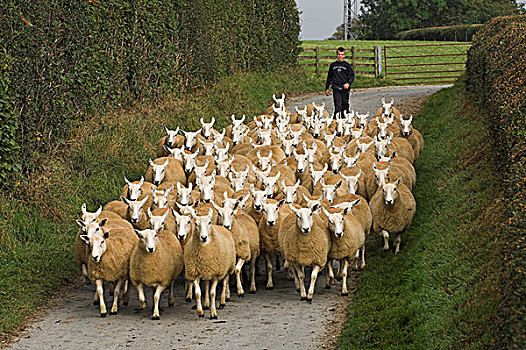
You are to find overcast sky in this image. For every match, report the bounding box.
[295,0,345,40]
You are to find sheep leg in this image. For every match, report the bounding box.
[284,260,295,281]
[249,255,257,294]
[95,279,107,317]
[168,280,175,307]
[109,279,123,315]
[360,245,366,269]
[341,259,350,296]
[225,275,231,301]
[210,278,219,319]
[219,276,228,309]
[275,255,281,271]
[81,264,90,285]
[382,230,390,250]
[137,283,147,309]
[394,233,402,255]
[203,280,210,310]
[294,263,307,300]
[185,279,193,302]
[152,285,166,320]
[264,253,274,290]
[335,259,344,281]
[306,265,321,303]
[123,279,130,306]
[325,259,334,289]
[354,250,360,270]
[93,290,100,305]
[193,279,204,318]
[235,258,246,297]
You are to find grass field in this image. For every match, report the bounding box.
[338,79,504,349]
[300,40,471,85]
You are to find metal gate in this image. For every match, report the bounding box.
[384,43,471,84]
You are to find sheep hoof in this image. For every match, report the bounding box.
[249,290,256,294]
[210,315,218,320]
[168,302,174,307]
[100,312,107,318]
[335,276,343,281]
[306,298,313,304]
[198,314,204,319]
[341,292,349,297]
[238,293,244,298]
[296,289,300,294]
[218,303,225,309]
[325,285,331,289]
[151,316,160,321]
[300,296,307,301]
[266,286,274,290]
[191,305,197,310]
[225,298,230,302]
[185,297,192,303]
[109,311,117,315]
[93,300,99,306]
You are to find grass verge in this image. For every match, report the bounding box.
[338,80,504,349]
[0,67,323,338]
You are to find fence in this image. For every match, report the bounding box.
[298,46,382,77]
[383,43,471,84]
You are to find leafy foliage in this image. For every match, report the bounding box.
[0,0,300,181]
[465,14,526,350]
[358,0,519,39]
[394,24,483,41]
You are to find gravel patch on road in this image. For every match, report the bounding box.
[5,85,449,350]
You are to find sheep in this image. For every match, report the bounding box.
[259,199,289,289]
[151,184,176,210]
[225,114,247,139]
[339,167,368,200]
[80,204,121,223]
[79,228,138,317]
[212,198,260,295]
[278,204,331,302]
[278,179,310,205]
[374,97,401,119]
[200,117,216,140]
[144,157,186,187]
[180,128,203,152]
[369,177,416,254]
[376,152,417,190]
[174,182,200,207]
[399,114,424,162]
[102,200,129,220]
[148,207,176,234]
[365,160,415,200]
[129,228,184,320]
[121,196,150,229]
[156,126,184,157]
[374,135,415,164]
[322,207,365,295]
[184,209,236,319]
[120,176,154,202]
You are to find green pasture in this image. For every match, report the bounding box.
[300,40,471,85]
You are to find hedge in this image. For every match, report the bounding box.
[0,1,300,182]
[394,24,483,42]
[465,15,526,350]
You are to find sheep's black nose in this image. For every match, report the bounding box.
[268,221,275,226]
[148,247,154,254]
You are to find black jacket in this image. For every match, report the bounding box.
[325,60,354,91]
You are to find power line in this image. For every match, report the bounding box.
[343,0,360,40]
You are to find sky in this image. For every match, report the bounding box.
[295,0,345,40]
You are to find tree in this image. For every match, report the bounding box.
[327,24,344,40]
[358,0,520,39]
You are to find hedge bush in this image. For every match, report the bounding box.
[465,15,526,350]
[0,1,300,181]
[395,24,483,42]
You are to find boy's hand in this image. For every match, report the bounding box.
[343,83,350,89]
[325,89,331,96]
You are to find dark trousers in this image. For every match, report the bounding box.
[333,88,350,117]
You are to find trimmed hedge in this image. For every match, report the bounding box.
[0,1,300,181]
[395,24,483,42]
[465,15,526,350]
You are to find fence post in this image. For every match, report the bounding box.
[383,45,387,78]
[315,47,320,75]
[374,47,379,78]
[351,46,356,72]
[377,45,382,77]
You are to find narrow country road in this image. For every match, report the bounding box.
[5,85,450,350]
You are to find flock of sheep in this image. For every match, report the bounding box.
[75,94,424,320]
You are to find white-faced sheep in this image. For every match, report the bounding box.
[278,204,331,302]
[79,228,138,317]
[322,206,365,295]
[145,157,186,187]
[184,209,236,319]
[369,178,416,254]
[399,114,424,162]
[156,126,184,158]
[129,228,184,320]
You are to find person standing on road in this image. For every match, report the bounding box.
[325,47,355,118]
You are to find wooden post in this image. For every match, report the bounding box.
[315,47,320,75]
[351,46,356,72]
[374,46,379,78]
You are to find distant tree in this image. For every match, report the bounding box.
[358,0,520,39]
[327,24,344,40]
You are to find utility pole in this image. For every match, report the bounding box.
[343,0,359,41]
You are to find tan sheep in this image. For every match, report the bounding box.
[144,157,186,187]
[129,228,184,320]
[369,178,416,254]
[278,204,331,302]
[399,114,424,162]
[184,209,236,319]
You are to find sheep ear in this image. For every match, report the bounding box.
[148,207,153,218]
[133,229,142,239]
[396,177,403,186]
[81,203,87,215]
[121,196,130,205]
[335,180,343,189]
[103,231,110,239]
[77,220,86,228]
[277,199,285,208]
[100,219,108,227]
[312,203,321,212]
[95,206,102,216]
[80,234,90,244]
[322,207,330,217]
